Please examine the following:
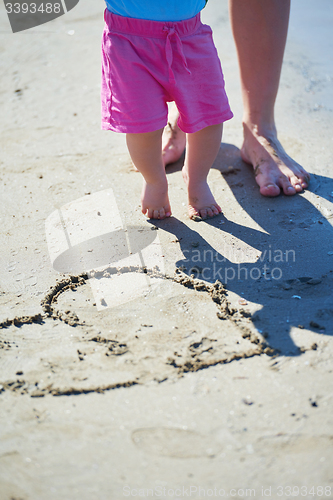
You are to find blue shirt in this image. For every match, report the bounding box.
[104,0,207,22]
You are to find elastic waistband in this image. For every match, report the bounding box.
[104,9,202,38]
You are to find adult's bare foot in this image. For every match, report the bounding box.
[161,104,186,167]
[241,122,310,197]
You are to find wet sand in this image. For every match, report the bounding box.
[0,1,333,499]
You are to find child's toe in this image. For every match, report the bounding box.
[188,205,199,219]
[147,208,154,219]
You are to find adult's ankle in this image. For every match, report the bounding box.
[242,118,277,140]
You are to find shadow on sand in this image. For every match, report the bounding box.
[155,143,333,356]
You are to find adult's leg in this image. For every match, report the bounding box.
[161,104,186,167]
[162,0,310,196]
[229,0,310,196]
[127,129,171,219]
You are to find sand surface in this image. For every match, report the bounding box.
[0,1,333,499]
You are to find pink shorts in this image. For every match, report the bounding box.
[101,10,233,134]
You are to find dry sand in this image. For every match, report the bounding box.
[0,1,333,499]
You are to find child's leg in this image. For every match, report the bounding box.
[126,129,171,220]
[182,124,223,219]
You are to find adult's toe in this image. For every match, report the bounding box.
[278,176,297,196]
[259,183,281,197]
[289,174,304,192]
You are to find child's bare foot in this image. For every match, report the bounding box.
[187,183,222,220]
[141,178,171,219]
[183,169,221,220]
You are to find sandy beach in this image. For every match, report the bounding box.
[0,1,333,498]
